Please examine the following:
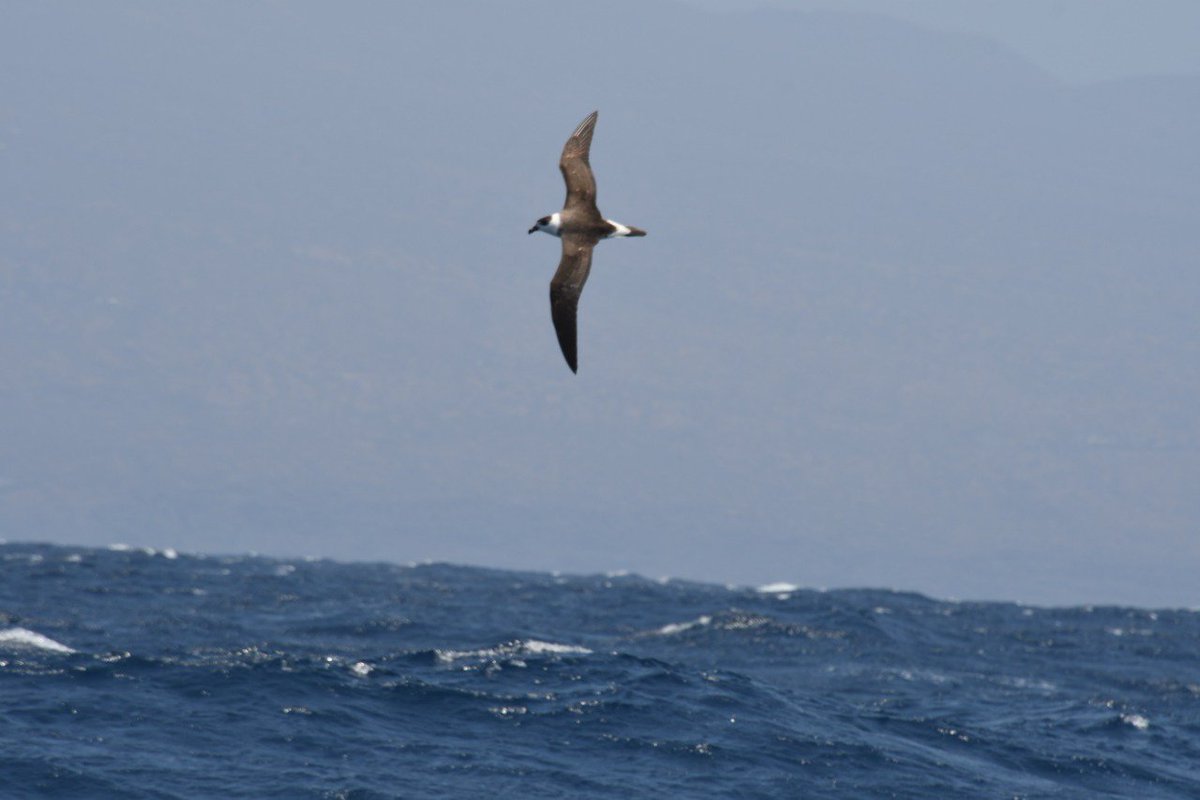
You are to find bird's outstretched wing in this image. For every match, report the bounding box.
[549,232,599,373]
[559,111,599,217]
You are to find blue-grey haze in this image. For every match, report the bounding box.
[2,1,1197,606]
[702,0,1200,83]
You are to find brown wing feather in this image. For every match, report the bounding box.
[548,233,598,373]
[559,111,599,216]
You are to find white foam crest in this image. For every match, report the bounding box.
[0,627,75,654]
[1122,713,1150,730]
[655,615,713,636]
[103,544,184,560]
[757,582,800,594]
[892,667,951,685]
[996,675,1058,692]
[1106,627,1153,637]
[490,705,528,717]
[436,639,591,664]
[719,615,771,631]
[521,639,592,655]
[436,646,502,663]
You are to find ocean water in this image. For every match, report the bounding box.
[1,543,1198,799]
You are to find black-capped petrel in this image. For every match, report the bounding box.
[529,110,645,373]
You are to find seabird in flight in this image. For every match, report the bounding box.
[529,111,646,373]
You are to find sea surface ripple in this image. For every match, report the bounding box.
[2,543,1198,798]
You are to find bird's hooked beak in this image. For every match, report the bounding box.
[527,225,538,234]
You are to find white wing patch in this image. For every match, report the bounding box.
[606,219,632,237]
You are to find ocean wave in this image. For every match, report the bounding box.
[1121,713,1150,730]
[653,615,713,636]
[2,542,1198,798]
[0,626,75,654]
[435,639,593,665]
[756,582,800,594]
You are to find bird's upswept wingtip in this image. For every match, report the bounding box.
[570,110,599,139]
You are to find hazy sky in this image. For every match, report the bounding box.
[2,1,1197,607]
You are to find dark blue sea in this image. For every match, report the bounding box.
[2,543,1198,798]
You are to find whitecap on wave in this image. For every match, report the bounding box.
[653,615,713,636]
[0,627,76,654]
[1122,713,1150,730]
[436,639,592,666]
[753,582,801,594]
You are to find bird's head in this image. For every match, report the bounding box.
[528,213,562,236]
